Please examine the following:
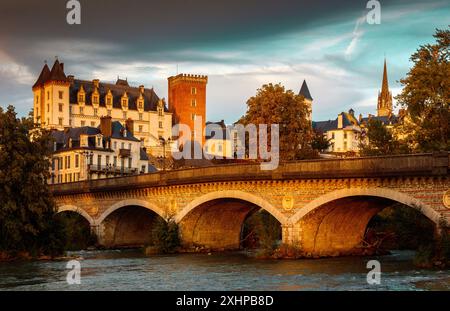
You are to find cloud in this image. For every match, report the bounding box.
[0,50,34,85]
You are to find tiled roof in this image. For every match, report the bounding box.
[32,64,51,89]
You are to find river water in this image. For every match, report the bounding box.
[0,250,449,291]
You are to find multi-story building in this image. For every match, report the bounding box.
[168,74,208,146]
[49,116,153,184]
[32,59,174,156]
[313,109,362,155]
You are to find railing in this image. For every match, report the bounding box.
[119,149,131,158]
[87,164,140,175]
[50,152,449,195]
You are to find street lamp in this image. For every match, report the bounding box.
[159,137,171,171]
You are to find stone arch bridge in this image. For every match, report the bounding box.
[51,152,450,256]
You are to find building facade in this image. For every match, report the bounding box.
[49,116,153,184]
[168,74,208,146]
[32,59,173,156]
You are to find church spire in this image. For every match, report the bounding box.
[377,58,393,117]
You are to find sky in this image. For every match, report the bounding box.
[0,0,448,123]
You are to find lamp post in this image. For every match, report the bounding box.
[159,137,171,171]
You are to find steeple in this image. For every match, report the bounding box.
[377,58,393,117]
[299,80,313,101]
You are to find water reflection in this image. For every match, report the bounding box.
[0,250,448,291]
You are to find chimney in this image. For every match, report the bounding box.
[359,113,363,122]
[348,108,354,116]
[139,85,145,94]
[337,113,343,129]
[67,75,74,84]
[125,118,134,136]
[100,116,112,137]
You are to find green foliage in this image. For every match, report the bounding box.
[395,27,450,152]
[311,129,331,152]
[151,217,180,253]
[55,212,97,251]
[0,106,65,257]
[242,210,281,251]
[359,119,408,156]
[367,204,435,250]
[238,83,316,161]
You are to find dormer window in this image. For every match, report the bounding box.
[93,95,99,105]
[138,100,143,110]
[78,94,84,102]
[121,93,129,110]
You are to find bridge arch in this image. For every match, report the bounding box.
[175,190,288,225]
[96,199,166,226]
[288,187,442,256]
[175,190,286,250]
[57,205,95,226]
[289,187,442,225]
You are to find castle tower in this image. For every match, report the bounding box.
[32,59,70,129]
[299,79,313,121]
[377,59,393,117]
[168,74,208,145]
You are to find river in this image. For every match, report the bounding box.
[0,250,449,291]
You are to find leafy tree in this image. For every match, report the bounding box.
[311,129,331,153]
[238,83,316,161]
[395,27,450,152]
[0,106,64,257]
[359,119,408,156]
[151,217,180,253]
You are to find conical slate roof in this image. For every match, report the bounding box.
[32,64,51,89]
[299,80,313,101]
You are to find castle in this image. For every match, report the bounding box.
[32,59,207,155]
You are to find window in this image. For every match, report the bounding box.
[69,119,72,126]
[138,101,143,110]
[69,106,72,114]
[93,96,98,104]
[97,137,101,146]
[158,108,163,116]
[191,87,197,95]
[159,121,163,129]
[75,154,79,168]
[107,110,111,116]
[191,99,196,107]
[141,165,146,173]
[59,157,63,170]
[331,133,335,139]
[106,155,110,165]
[191,114,196,121]
[58,118,63,126]
[107,97,112,105]
[122,99,127,106]
[97,155,101,168]
[47,91,50,100]
[78,94,84,102]
[113,141,117,149]
[113,156,117,167]
[36,95,39,103]
[47,104,50,112]
[139,125,143,133]
[123,112,127,119]
[81,121,85,126]
[59,91,63,99]
[94,108,98,116]
[139,113,143,121]
[128,143,132,150]
[128,157,132,168]
[66,155,71,169]
[59,103,63,112]
[344,141,348,150]
[344,133,347,139]
[52,159,56,171]
[80,107,84,115]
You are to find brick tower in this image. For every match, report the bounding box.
[168,74,208,145]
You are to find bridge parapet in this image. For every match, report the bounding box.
[50,153,449,195]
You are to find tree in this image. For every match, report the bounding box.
[359,119,408,156]
[0,106,64,258]
[311,129,331,153]
[238,83,315,161]
[395,27,450,152]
